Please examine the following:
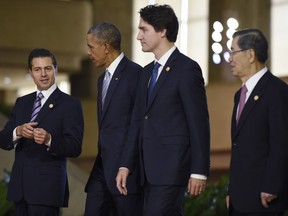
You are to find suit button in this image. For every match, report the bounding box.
[233,143,237,146]
[145,115,148,120]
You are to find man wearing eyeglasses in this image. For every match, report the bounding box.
[226,28,288,216]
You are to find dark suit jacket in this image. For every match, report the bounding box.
[122,48,210,186]
[85,55,142,195]
[0,87,84,207]
[229,71,288,213]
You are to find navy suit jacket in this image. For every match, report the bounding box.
[229,71,288,213]
[85,55,142,194]
[0,87,84,207]
[122,48,210,186]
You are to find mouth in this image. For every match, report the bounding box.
[40,79,49,84]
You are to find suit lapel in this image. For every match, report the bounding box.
[25,93,37,123]
[35,88,62,124]
[146,49,179,110]
[233,71,272,139]
[100,56,127,124]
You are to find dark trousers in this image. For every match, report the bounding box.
[229,203,283,216]
[143,182,186,216]
[15,199,59,216]
[84,163,143,216]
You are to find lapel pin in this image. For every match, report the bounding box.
[49,104,54,109]
[115,77,119,80]
[254,95,259,101]
[166,67,170,72]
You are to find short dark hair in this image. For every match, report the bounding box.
[139,4,179,42]
[233,29,268,63]
[28,48,57,70]
[87,22,121,51]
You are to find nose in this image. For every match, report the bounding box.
[136,31,142,40]
[228,55,232,63]
[87,49,91,56]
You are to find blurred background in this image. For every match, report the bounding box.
[0,0,288,215]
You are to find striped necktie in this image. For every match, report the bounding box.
[31,92,44,122]
[102,70,111,109]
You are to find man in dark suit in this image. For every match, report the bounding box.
[226,28,288,216]
[84,22,143,216]
[0,48,84,216]
[116,4,210,216]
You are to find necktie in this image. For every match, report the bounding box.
[237,84,248,123]
[102,70,111,109]
[31,92,44,122]
[148,62,161,100]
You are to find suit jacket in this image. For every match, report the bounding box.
[85,55,142,194]
[229,71,288,213]
[121,48,210,186]
[0,87,84,207]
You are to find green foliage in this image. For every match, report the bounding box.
[0,170,14,216]
[184,174,288,216]
[184,175,229,216]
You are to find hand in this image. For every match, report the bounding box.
[260,192,277,208]
[17,122,38,139]
[116,168,129,195]
[226,195,230,209]
[33,128,51,145]
[187,177,206,197]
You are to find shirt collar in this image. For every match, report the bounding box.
[244,67,268,92]
[155,46,176,66]
[106,52,124,76]
[37,83,57,99]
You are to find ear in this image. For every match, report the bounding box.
[248,49,256,63]
[104,43,110,54]
[160,29,167,38]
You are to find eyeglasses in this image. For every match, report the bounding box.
[228,49,249,57]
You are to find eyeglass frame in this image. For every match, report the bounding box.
[228,48,250,57]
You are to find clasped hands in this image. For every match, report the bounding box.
[116,168,206,197]
[16,122,51,145]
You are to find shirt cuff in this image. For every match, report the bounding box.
[190,174,207,180]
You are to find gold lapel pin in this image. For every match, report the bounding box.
[49,104,54,109]
[254,95,259,101]
[166,67,170,72]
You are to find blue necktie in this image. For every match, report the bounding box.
[148,62,161,100]
[31,92,44,122]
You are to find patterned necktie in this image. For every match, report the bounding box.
[237,84,248,123]
[102,70,111,109]
[148,62,161,100]
[31,92,44,122]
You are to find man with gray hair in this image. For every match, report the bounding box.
[84,22,143,216]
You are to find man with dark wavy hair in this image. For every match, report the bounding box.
[116,4,210,216]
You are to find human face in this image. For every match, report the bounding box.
[136,18,163,54]
[229,37,251,81]
[29,57,56,91]
[86,33,108,68]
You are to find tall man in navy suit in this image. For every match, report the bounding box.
[226,29,288,215]
[116,4,210,216]
[84,22,143,216]
[0,48,84,216]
